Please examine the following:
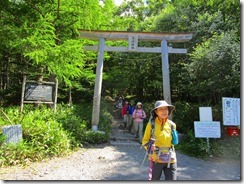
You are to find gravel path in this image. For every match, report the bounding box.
[0,119,240,181]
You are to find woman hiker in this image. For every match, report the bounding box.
[132,102,146,143]
[142,100,177,180]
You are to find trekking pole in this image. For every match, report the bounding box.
[140,138,155,167]
[167,148,173,168]
[148,160,153,180]
[140,151,148,167]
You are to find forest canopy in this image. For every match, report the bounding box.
[0,0,240,107]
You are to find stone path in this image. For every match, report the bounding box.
[109,118,141,146]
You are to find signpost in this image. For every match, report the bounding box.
[222,97,240,126]
[20,76,58,112]
[222,97,240,136]
[194,121,221,138]
[194,107,221,152]
[24,83,54,102]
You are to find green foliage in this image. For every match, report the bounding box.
[0,134,6,146]
[0,0,241,164]
[177,130,241,160]
[188,32,240,102]
[173,101,199,133]
[98,103,113,135]
[211,136,240,161]
[0,106,72,166]
[0,0,117,104]
[52,104,89,146]
[84,131,108,144]
[0,102,112,166]
[21,115,72,156]
[0,141,35,166]
[173,100,226,134]
[177,130,212,158]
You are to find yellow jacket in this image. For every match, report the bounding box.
[142,117,177,163]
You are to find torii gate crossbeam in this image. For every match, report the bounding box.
[79,30,193,131]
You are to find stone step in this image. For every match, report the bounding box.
[110,118,141,146]
[109,140,141,146]
[110,136,136,141]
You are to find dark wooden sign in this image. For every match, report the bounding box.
[20,76,58,113]
[24,83,54,102]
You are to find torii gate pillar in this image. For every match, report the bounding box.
[91,38,105,131]
[162,39,172,119]
[161,39,171,104]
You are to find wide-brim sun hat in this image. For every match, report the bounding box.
[150,100,175,117]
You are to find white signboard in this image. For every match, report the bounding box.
[194,121,221,138]
[199,107,212,121]
[222,97,240,126]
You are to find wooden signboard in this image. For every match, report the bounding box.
[20,76,58,112]
[24,83,54,102]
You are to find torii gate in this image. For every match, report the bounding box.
[79,30,193,131]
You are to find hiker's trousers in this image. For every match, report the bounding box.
[126,114,133,129]
[133,121,143,142]
[151,162,177,180]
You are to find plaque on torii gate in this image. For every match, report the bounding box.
[79,30,193,131]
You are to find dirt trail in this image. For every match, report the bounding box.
[0,118,240,181]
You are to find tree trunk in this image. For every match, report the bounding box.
[68,87,72,105]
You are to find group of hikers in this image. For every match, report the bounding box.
[114,96,146,143]
[114,96,178,180]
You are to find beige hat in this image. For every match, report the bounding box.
[136,102,142,107]
[150,100,175,117]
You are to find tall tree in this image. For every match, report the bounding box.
[0,0,117,104]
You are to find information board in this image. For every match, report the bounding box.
[222,97,240,126]
[24,83,54,102]
[194,121,221,138]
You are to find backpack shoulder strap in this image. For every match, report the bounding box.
[168,120,174,130]
[150,118,155,138]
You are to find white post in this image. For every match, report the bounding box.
[161,39,171,105]
[206,137,210,153]
[91,37,105,131]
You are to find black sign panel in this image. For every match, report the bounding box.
[24,83,54,102]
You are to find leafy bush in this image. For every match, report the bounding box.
[176,130,221,159]
[97,99,113,135]
[0,141,43,166]
[53,104,88,146]
[173,101,224,133]
[84,131,108,144]
[0,106,73,166]
[172,100,236,159]
[173,101,200,133]
[0,134,6,146]
[0,100,113,166]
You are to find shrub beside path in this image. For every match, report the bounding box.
[0,118,240,181]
